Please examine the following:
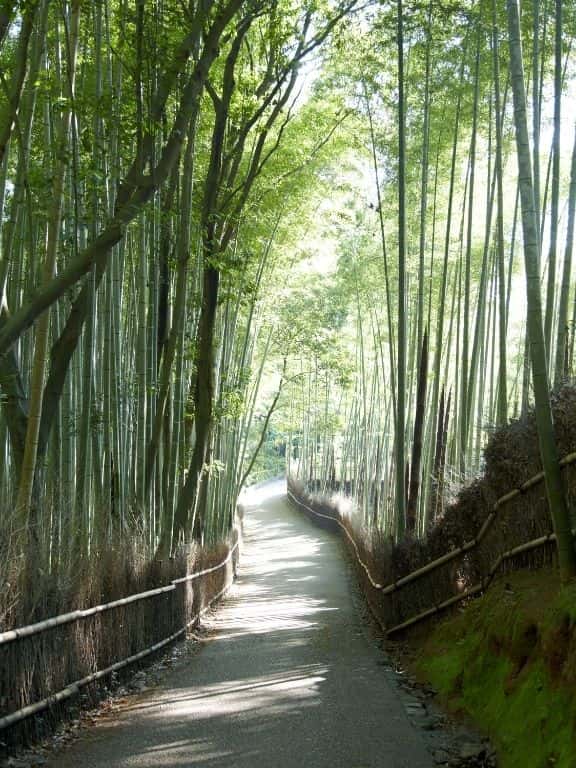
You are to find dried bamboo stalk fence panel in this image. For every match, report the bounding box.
[0,533,240,746]
[287,453,576,636]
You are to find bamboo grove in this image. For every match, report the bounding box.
[0,0,357,619]
[277,0,576,571]
[1,0,576,623]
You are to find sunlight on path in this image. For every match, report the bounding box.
[49,479,432,768]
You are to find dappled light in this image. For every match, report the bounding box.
[46,485,432,768]
[2,0,575,762]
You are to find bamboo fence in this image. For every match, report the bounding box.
[0,536,240,736]
[288,449,576,636]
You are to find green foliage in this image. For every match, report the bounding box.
[243,422,287,484]
[417,573,576,767]
[215,385,246,421]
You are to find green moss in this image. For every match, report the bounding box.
[413,571,576,768]
[547,580,576,625]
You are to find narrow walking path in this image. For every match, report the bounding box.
[49,480,433,768]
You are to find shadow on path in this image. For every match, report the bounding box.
[49,480,432,768]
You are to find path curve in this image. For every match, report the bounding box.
[49,480,432,768]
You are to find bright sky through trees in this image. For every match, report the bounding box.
[1,0,576,628]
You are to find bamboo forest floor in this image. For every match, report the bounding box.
[29,478,486,768]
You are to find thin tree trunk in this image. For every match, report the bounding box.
[396,0,407,537]
[460,35,480,475]
[506,0,576,581]
[406,330,428,533]
[0,0,41,167]
[544,0,562,368]
[240,358,287,490]
[15,0,81,527]
[554,121,576,386]
[492,0,508,425]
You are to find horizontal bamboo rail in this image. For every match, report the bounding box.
[0,541,239,647]
[386,532,559,636]
[0,578,233,732]
[288,449,576,635]
[0,538,239,732]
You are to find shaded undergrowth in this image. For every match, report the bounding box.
[412,569,576,768]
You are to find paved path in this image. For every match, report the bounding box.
[50,481,432,768]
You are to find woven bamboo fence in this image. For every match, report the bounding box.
[287,451,576,636]
[0,532,240,745]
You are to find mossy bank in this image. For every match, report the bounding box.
[412,570,576,767]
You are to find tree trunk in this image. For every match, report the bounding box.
[396,0,407,537]
[554,122,576,385]
[506,0,576,581]
[406,330,428,533]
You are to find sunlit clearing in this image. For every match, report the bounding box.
[239,477,287,507]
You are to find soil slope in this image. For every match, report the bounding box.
[412,569,576,768]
